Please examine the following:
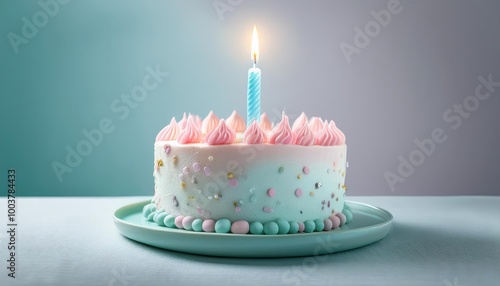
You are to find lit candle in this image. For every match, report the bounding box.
[247,26,261,124]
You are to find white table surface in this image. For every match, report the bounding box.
[1,196,499,286]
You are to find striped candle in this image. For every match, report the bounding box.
[247,26,261,124]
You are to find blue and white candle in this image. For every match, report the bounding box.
[247,26,261,124]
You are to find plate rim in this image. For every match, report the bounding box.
[113,200,393,238]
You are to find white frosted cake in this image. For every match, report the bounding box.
[143,111,352,234]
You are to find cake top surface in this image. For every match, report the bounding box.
[156,111,346,146]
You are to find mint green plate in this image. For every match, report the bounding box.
[113,200,393,258]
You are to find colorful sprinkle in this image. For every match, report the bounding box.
[227,172,234,179]
[203,166,211,176]
[182,166,189,174]
[302,166,310,175]
[192,162,201,172]
[157,159,164,167]
[180,181,186,189]
[238,199,244,205]
[295,188,303,197]
[309,191,315,196]
[173,196,179,207]
[249,194,256,203]
[163,144,171,154]
[262,206,273,213]
[278,166,284,173]
[297,174,302,179]
[191,176,198,184]
[267,188,275,197]
[172,155,178,165]
[208,156,214,161]
[315,182,322,189]
[229,178,238,187]
[249,187,255,193]
[234,206,241,212]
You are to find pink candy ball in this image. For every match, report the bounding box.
[298,222,305,233]
[174,216,185,229]
[336,212,347,226]
[202,219,215,232]
[323,219,333,231]
[182,216,196,230]
[230,220,250,234]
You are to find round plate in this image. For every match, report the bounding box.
[113,200,393,258]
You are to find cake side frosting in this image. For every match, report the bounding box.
[145,111,352,234]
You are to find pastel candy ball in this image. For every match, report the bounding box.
[288,221,299,234]
[192,219,204,232]
[250,222,264,234]
[215,219,231,233]
[264,222,279,235]
[155,213,168,226]
[323,218,333,231]
[142,204,155,218]
[331,216,341,229]
[153,211,164,223]
[202,219,215,232]
[344,204,352,212]
[164,215,176,228]
[314,219,324,232]
[343,209,353,223]
[146,212,156,221]
[174,216,185,229]
[231,220,250,234]
[182,216,196,230]
[304,220,315,233]
[298,222,305,233]
[276,218,290,234]
[336,212,347,226]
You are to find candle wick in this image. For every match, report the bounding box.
[253,54,257,67]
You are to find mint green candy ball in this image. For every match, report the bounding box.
[314,219,324,232]
[343,209,353,223]
[288,221,299,234]
[155,212,168,226]
[164,215,176,228]
[192,219,203,232]
[304,220,315,233]
[215,219,231,233]
[264,222,279,235]
[250,222,264,234]
[276,218,290,234]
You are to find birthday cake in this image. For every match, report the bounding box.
[142,111,352,235]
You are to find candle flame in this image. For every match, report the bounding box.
[251,26,259,65]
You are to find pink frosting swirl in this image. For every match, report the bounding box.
[177,115,202,144]
[329,121,346,145]
[294,122,314,146]
[308,117,324,134]
[244,121,267,144]
[202,111,220,134]
[292,112,308,132]
[259,113,272,131]
[206,119,236,145]
[178,113,188,130]
[270,112,296,144]
[226,110,246,132]
[155,117,179,141]
[194,115,202,129]
[315,120,337,146]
